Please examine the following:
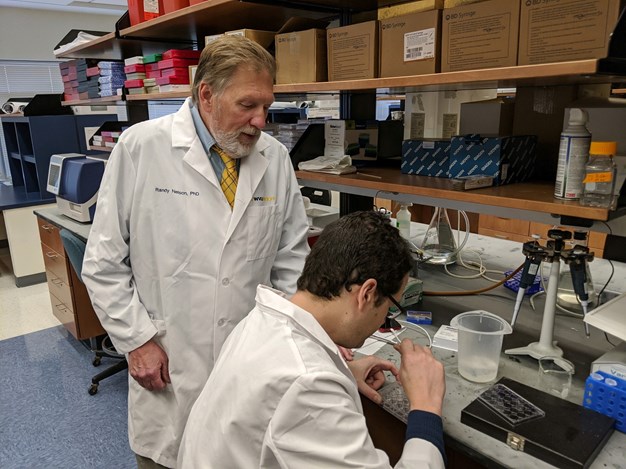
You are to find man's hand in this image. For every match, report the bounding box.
[394,339,445,416]
[348,355,399,405]
[128,339,171,391]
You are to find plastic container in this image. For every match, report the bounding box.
[583,371,626,433]
[143,0,164,21]
[554,108,591,200]
[163,0,189,14]
[128,0,145,26]
[396,203,412,239]
[450,310,512,383]
[581,141,618,209]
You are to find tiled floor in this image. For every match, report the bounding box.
[0,246,59,340]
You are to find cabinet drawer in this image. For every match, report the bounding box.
[46,270,74,311]
[38,218,64,254]
[41,243,69,284]
[49,292,78,339]
[479,215,529,236]
[478,227,530,244]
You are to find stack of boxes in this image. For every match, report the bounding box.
[156,49,200,92]
[60,59,125,101]
[60,61,79,101]
[92,129,124,149]
[124,56,147,95]
[74,59,99,100]
[98,61,125,97]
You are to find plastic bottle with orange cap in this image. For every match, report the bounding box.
[581,141,618,209]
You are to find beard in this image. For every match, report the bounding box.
[212,122,261,159]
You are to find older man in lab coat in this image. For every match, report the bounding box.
[82,35,310,468]
[178,211,447,469]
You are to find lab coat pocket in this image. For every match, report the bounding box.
[247,204,280,261]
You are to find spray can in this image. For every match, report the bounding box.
[554,108,591,199]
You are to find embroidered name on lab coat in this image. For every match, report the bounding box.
[253,196,276,202]
[155,187,200,197]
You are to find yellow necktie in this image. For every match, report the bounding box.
[214,146,238,209]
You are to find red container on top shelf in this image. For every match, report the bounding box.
[128,0,145,26]
[143,0,165,21]
[163,0,189,14]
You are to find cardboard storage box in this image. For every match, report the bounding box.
[275,29,327,84]
[442,0,520,72]
[327,21,379,81]
[225,29,275,49]
[380,10,442,77]
[518,0,624,65]
[443,0,486,7]
[449,134,537,185]
[459,98,515,135]
[401,139,451,177]
[378,0,444,19]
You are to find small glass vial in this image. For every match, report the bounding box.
[581,141,618,209]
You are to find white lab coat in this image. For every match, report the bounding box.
[178,285,445,469]
[81,99,310,468]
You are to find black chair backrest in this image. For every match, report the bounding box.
[59,229,87,282]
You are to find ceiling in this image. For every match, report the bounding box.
[0,0,126,15]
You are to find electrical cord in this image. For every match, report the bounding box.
[423,262,523,296]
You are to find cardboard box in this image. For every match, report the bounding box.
[401,139,451,176]
[275,29,327,84]
[327,21,379,81]
[380,10,442,77]
[442,0,520,72]
[225,29,275,49]
[518,0,624,65]
[449,134,537,185]
[460,98,515,135]
[443,0,486,7]
[205,34,223,46]
[378,0,444,19]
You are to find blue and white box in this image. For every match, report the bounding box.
[449,134,537,185]
[401,139,451,177]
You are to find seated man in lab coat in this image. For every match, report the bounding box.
[81,35,310,468]
[178,210,447,469]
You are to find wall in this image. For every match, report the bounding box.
[0,7,119,61]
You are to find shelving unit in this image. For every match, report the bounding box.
[52,0,626,227]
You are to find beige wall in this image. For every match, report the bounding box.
[0,7,119,61]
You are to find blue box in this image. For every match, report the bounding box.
[583,371,626,433]
[449,135,537,185]
[401,139,450,177]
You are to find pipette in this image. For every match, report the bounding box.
[562,245,595,337]
[511,236,545,327]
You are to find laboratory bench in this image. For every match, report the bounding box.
[33,207,102,341]
[0,184,54,287]
[32,207,626,467]
[360,224,626,469]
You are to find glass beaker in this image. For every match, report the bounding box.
[420,207,464,264]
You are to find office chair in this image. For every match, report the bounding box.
[59,229,128,396]
[300,187,331,206]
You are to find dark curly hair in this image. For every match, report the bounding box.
[297,211,413,306]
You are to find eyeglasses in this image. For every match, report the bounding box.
[387,294,407,316]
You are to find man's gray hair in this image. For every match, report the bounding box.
[191,35,276,104]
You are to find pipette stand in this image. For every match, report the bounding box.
[505,231,575,373]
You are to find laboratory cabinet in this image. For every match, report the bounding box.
[1,115,79,198]
[36,215,105,340]
[1,114,116,198]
